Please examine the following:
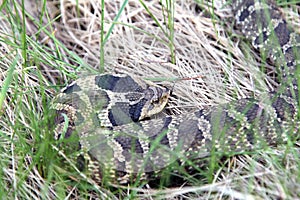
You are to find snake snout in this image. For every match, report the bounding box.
[137,86,170,120]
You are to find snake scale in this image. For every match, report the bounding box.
[52,0,300,184]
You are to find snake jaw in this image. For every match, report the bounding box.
[139,86,171,120]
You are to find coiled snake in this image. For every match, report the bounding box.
[52,0,300,184]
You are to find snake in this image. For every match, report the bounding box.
[51,0,300,184]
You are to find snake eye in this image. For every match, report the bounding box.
[152,98,161,105]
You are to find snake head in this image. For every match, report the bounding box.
[137,86,170,120]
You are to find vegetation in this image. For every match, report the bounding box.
[0,0,299,199]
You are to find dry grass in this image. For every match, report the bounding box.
[0,0,299,199]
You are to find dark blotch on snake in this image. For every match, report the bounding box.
[63,83,81,94]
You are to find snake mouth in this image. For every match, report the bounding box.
[138,87,171,120]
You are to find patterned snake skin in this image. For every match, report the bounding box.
[52,0,300,184]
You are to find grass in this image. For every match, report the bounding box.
[0,0,299,199]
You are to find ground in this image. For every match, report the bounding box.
[0,0,299,199]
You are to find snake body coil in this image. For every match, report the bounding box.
[52,0,300,184]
